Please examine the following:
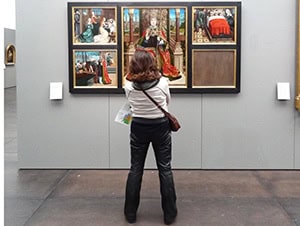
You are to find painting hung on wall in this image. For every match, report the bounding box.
[192,49,236,87]
[5,44,16,66]
[192,6,237,44]
[72,50,118,88]
[72,6,117,45]
[67,2,241,93]
[122,7,187,88]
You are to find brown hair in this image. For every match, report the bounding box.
[127,49,161,82]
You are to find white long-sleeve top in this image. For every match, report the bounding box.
[124,77,171,119]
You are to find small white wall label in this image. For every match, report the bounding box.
[50,82,63,100]
[277,82,290,100]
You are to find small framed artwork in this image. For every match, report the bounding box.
[71,6,117,45]
[70,49,118,92]
[122,6,188,88]
[5,44,16,66]
[192,6,238,45]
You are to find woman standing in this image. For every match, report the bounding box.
[124,49,177,225]
[97,54,111,84]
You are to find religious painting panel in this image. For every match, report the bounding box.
[71,6,117,45]
[70,49,118,92]
[121,6,188,88]
[5,44,16,66]
[67,2,241,94]
[192,6,238,45]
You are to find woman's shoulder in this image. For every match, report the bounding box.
[155,77,169,92]
[157,77,169,87]
[124,80,134,90]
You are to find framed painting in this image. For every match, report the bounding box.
[5,44,16,66]
[69,49,118,92]
[190,1,241,93]
[70,6,117,45]
[192,49,239,92]
[121,6,188,88]
[67,2,241,94]
[192,6,238,45]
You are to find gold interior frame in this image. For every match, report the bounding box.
[192,6,238,45]
[71,6,118,45]
[192,49,236,88]
[121,6,188,88]
[5,44,16,66]
[72,49,118,88]
[296,0,300,110]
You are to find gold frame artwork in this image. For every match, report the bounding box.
[72,49,118,88]
[296,0,300,110]
[71,6,117,45]
[5,44,16,66]
[192,49,236,88]
[192,6,238,45]
[121,6,188,89]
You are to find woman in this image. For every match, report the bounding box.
[74,9,81,37]
[93,17,110,43]
[78,18,94,43]
[124,49,177,225]
[97,54,111,84]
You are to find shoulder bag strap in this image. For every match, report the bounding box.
[141,89,168,115]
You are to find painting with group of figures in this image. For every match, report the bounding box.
[69,6,118,91]
[193,7,236,44]
[68,2,241,93]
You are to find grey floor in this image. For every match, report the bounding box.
[4,87,300,226]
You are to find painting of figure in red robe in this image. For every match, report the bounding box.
[122,7,187,88]
[193,7,237,44]
[73,50,117,88]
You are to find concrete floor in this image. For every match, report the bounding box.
[4,87,300,226]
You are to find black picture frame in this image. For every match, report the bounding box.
[68,2,241,94]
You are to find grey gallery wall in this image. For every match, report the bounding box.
[16,0,300,169]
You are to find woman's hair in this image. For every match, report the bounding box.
[127,49,161,82]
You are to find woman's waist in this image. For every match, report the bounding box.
[132,116,168,124]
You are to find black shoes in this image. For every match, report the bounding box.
[164,214,177,225]
[125,213,177,224]
[125,214,136,224]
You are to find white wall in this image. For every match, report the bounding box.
[3,1,16,30]
[16,0,300,169]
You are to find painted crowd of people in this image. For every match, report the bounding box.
[75,53,113,85]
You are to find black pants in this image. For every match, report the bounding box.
[124,117,177,218]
